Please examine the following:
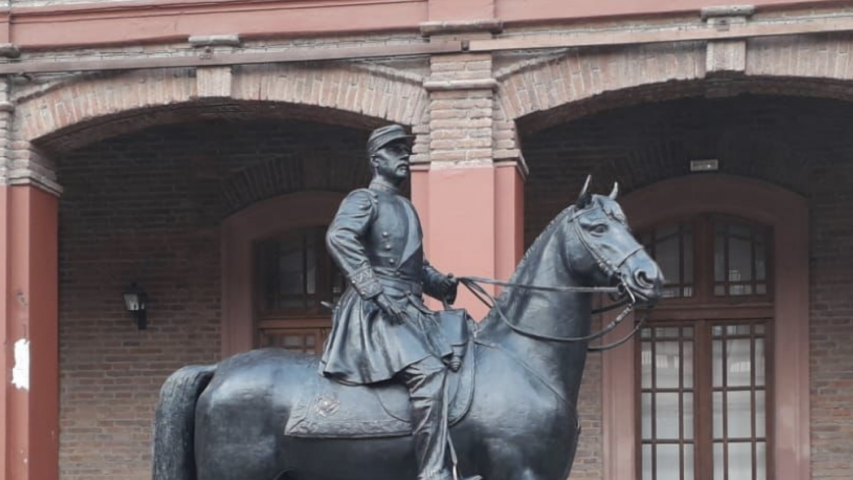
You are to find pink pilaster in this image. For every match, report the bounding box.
[412,162,524,321]
[2,185,59,480]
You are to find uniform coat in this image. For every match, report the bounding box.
[319,182,454,385]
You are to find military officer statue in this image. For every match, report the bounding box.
[320,124,481,480]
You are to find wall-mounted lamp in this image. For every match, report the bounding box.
[123,283,148,330]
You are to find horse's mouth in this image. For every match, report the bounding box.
[618,282,661,307]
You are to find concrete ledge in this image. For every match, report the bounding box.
[424,78,498,92]
[189,34,242,48]
[420,19,503,37]
[7,173,64,196]
[0,102,15,113]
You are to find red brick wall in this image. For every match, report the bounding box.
[57,120,368,480]
[522,94,853,479]
[809,165,853,479]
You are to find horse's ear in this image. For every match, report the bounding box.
[576,175,592,208]
[609,182,619,200]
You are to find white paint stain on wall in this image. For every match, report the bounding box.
[12,339,30,390]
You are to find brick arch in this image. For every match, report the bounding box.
[220,150,371,216]
[501,33,853,147]
[18,62,428,150]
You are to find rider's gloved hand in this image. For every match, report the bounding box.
[442,273,459,305]
[374,293,407,325]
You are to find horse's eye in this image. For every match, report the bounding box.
[591,224,608,234]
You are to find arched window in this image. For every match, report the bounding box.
[254,226,342,355]
[637,214,773,480]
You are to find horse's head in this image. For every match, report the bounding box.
[565,177,663,307]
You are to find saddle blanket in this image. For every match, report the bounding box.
[285,340,476,439]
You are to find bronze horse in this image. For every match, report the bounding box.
[152,182,663,480]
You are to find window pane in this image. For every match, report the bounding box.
[756,390,766,438]
[728,443,752,480]
[713,392,723,439]
[643,222,692,298]
[258,226,340,315]
[279,249,303,295]
[683,340,694,389]
[713,443,724,480]
[729,284,752,296]
[713,340,723,387]
[713,218,771,297]
[656,444,680,480]
[755,339,766,387]
[656,341,680,388]
[727,338,752,387]
[657,235,680,289]
[728,236,753,282]
[643,445,653,480]
[655,392,680,439]
[757,442,767,480]
[683,393,694,440]
[642,393,652,439]
[727,391,752,438]
[684,445,695,480]
[755,243,767,280]
[641,341,652,389]
[658,327,679,338]
[731,325,751,335]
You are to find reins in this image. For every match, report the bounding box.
[457,275,652,352]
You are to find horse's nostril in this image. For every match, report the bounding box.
[635,270,655,288]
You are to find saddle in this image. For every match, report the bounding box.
[285,314,476,439]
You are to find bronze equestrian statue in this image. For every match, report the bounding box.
[152,125,664,480]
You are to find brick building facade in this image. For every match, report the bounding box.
[0,1,851,479]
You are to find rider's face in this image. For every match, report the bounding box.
[371,140,411,183]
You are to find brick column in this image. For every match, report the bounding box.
[0,75,60,480]
[413,22,525,319]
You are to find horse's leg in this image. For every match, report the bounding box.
[195,427,285,480]
[194,379,289,480]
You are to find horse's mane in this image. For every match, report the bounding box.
[511,202,577,281]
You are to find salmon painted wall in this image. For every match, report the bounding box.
[0,0,840,49]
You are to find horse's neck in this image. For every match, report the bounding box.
[478,226,592,405]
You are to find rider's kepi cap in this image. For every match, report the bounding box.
[367,124,413,157]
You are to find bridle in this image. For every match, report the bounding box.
[458,205,655,352]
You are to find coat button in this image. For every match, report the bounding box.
[382,231,389,237]
[389,259,396,265]
[385,244,392,250]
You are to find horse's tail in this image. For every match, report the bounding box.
[152,364,216,480]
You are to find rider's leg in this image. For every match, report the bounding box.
[398,356,452,480]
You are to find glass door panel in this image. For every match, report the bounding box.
[639,325,695,480]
